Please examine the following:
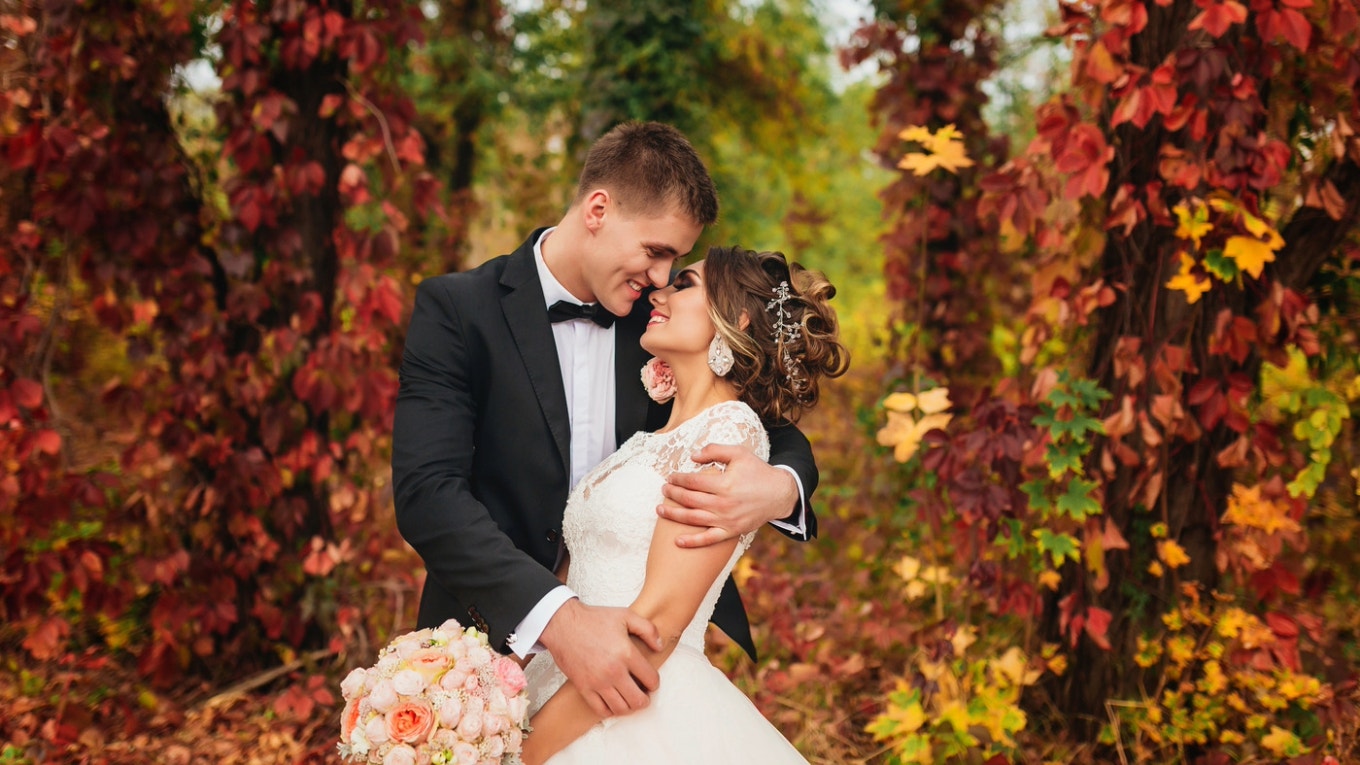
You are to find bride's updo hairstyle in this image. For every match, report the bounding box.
[704,246,849,425]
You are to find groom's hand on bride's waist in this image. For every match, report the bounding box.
[658,444,798,547]
[539,598,663,718]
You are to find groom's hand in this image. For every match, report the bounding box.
[657,444,798,547]
[538,598,663,718]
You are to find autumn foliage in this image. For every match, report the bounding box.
[3,0,1359,763]
[1,0,435,694]
[851,0,1360,760]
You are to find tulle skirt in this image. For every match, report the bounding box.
[543,645,806,764]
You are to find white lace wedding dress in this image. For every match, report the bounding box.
[523,400,806,764]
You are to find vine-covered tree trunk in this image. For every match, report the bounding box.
[1031,0,1360,728]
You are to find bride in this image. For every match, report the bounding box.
[520,245,848,764]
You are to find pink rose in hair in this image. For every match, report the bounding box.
[641,358,676,403]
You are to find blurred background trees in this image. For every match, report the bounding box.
[1,0,1357,763]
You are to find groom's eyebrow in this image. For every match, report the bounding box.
[644,241,681,258]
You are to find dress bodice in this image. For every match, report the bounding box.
[525,400,769,714]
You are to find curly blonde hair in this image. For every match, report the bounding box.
[703,246,849,425]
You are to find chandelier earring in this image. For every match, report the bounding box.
[708,334,735,377]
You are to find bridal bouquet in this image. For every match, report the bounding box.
[339,619,530,765]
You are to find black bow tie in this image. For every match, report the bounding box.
[548,300,616,328]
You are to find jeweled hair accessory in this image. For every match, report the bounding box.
[766,281,806,388]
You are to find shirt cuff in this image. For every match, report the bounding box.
[506,585,576,659]
[768,464,807,538]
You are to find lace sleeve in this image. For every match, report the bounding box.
[659,401,769,477]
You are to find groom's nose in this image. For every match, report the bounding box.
[646,259,673,288]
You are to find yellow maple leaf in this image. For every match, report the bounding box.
[1199,660,1228,695]
[992,646,1041,686]
[897,124,974,176]
[1222,483,1302,534]
[919,565,952,584]
[1277,672,1322,701]
[1216,607,1252,639]
[915,387,952,414]
[1260,726,1306,758]
[1157,539,1192,569]
[1046,652,1068,675]
[898,125,935,144]
[894,555,922,582]
[928,124,966,149]
[1038,570,1062,590]
[1241,211,1284,249]
[1173,201,1213,248]
[1166,253,1212,303]
[916,411,953,437]
[950,625,978,656]
[883,392,920,412]
[899,151,944,176]
[1223,235,1277,278]
[876,410,921,461]
[879,694,928,734]
[929,139,975,173]
[1147,560,1165,578]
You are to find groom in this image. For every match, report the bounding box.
[392,122,819,721]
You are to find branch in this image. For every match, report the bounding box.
[1274,153,1360,291]
[197,648,333,710]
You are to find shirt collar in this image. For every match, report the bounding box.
[533,227,584,309]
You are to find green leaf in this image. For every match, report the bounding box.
[1045,443,1084,478]
[1020,480,1052,512]
[1203,248,1239,281]
[1056,478,1102,520]
[1069,377,1112,407]
[1033,528,1082,566]
[1050,413,1105,443]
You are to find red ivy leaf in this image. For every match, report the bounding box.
[22,616,70,660]
[273,683,316,721]
[1188,0,1249,36]
[10,377,43,409]
[1085,607,1113,650]
[1257,5,1311,50]
[34,429,62,455]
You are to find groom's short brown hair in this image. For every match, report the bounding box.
[575,122,719,226]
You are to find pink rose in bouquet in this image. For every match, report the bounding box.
[640,357,676,403]
[339,619,530,765]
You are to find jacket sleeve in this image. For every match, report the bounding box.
[766,421,819,540]
[391,278,562,645]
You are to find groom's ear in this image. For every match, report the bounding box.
[582,189,610,232]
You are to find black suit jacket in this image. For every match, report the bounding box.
[392,229,819,660]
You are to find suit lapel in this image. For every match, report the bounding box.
[500,230,572,474]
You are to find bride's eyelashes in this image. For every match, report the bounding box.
[671,272,698,290]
